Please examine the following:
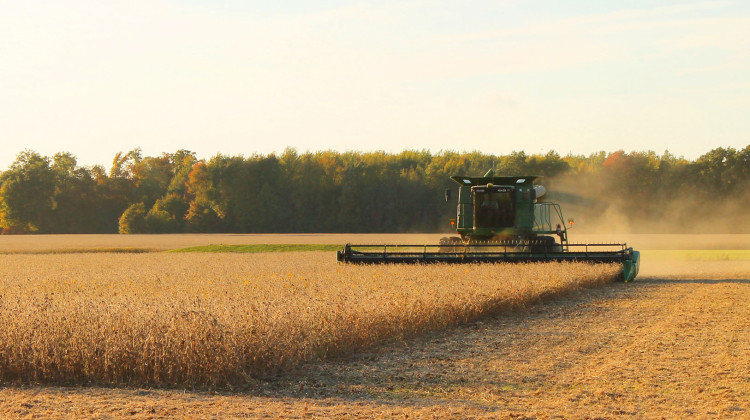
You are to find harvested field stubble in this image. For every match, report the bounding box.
[0,253,620,387]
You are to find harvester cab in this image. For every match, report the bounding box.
[449,169,567,248]
[338,169,640,282]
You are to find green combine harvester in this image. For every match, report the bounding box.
[337,169,640,281]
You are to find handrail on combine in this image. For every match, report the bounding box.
[533,202,568,246]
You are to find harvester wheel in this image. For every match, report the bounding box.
[438,236,464,253]
[530,236,561,253]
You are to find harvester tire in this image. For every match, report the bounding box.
[438,236,464,253]
[530,236,561,253]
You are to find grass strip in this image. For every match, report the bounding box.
[167,244,341,253]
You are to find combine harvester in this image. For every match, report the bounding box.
[337,169,640,281]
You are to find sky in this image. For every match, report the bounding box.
[1,0,749,170]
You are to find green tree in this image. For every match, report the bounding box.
[131,154,174,209]
[48,152,101,233]
[118,203,147,234]
[695,147,737,194]
[185,199,222,232]
[0,150,56,233]
[146,193,189,232]
[167,150,197,196]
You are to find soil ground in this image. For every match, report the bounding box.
[1,236,748,418]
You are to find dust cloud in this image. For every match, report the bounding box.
[638,260,750,279]
[543,171,750,235]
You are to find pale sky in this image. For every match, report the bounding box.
[2,0,749,170]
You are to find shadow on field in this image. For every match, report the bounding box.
[251,280,641,407]
[248,275,746,409]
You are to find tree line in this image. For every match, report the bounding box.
[0,145,748,234]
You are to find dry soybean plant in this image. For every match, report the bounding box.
[0,253,620,387]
